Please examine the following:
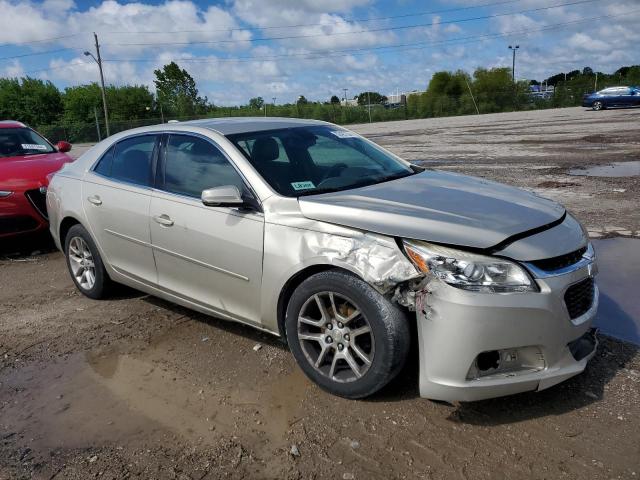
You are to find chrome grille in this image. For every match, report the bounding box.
[530,246,587,272]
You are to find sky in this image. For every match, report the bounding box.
[0,0,638,105]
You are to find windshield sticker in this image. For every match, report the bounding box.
[330,130,358,139]
[291,181,316,191]
[21,144,48,151]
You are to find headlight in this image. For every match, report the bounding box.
[0,191,13,198]
[403,240,536,293]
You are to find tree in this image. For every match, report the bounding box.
[63,84,155,124]
[154,62,206,117]
[0,77,62,127]
[582,66,594,76]
[248,97,264,110]
[62,83,102,124]
[356,91,387,105]
[330,95,341,104]
[297,95,308,105]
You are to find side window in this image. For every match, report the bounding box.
[93,145,114,176]
[111,135,156,187]
[163,135,245,198]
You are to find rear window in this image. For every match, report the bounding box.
[0,128,55,158]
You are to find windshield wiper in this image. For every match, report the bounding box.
[299,170,416,197]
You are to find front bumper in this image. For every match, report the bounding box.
[0,190,48,238]
[416,260,598,402]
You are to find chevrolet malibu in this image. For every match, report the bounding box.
[47,118,598,401]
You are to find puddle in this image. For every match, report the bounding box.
[593,238,640,345]
[1,345,310,457]
[569,161,640,177]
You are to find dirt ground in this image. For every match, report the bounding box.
[1,106,639,480]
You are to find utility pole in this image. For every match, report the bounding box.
[342,88,348,105]
[508,45,519,83]
[84,33,110,136]
[594,71,598,91]
[367,91,372,123]
[94,107,101,141]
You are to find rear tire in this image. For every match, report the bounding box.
[64,224,113,299]
[592,101,604,111]
[285,270,410,399]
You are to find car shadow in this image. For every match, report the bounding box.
[367,314,636,426]
[142,295,288,351]
[118,283,636,425]
[448,335,638,426]
[0,231,57,258]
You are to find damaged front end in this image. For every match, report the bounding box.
[394,239,598,402]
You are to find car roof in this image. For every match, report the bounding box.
[0,120,26,129]
[180,117,330,135]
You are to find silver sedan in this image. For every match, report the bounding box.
[47,118,598,401]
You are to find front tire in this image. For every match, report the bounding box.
[285,270,410,399]
[592,101,604,111]
[64,224,113,299]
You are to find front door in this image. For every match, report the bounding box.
[83,134,159,285]
[150,134,264,325]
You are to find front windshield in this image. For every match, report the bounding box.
[0,128,55,158]
[227,125,415,197]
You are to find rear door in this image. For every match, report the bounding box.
[149,133,264,325]
[83,134,159,285]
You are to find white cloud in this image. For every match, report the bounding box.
[493,13,542,35]
[0,59,25,78]
[567,33,609,52]
[1,0,639,104]
[0,1,62,44]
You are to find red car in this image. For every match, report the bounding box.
[0,120,74,238]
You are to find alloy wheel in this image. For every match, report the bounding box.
[297,291,375,383]
[593,101,603,111]
[68,236,96,290]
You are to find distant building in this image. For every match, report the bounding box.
[340,98,359,107]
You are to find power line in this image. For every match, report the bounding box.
[104,0,603,47]
[20,60,94,75]
[100,0,529,35]
[0,48,76,62]
[0,0,532,49]
[0,33,84,49]
[101,9,637,66]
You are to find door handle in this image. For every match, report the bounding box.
[153,214,174,227]
[87,195,102,206]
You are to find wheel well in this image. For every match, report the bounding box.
[59,216,81,248]
[277,265,354,340]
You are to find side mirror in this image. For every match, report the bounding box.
[56,141,72,153]
[201,185,244,207]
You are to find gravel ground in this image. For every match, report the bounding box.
[1,106,639,480]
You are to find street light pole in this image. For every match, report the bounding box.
[84,33,110,137]
[342,88,348,105]
[508,45,519,83]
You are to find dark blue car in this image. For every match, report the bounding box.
[582,86,640,110]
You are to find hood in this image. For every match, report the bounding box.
[0,152,72,191]
[298,170,566,250]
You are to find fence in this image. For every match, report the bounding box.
[35,84,603,144]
